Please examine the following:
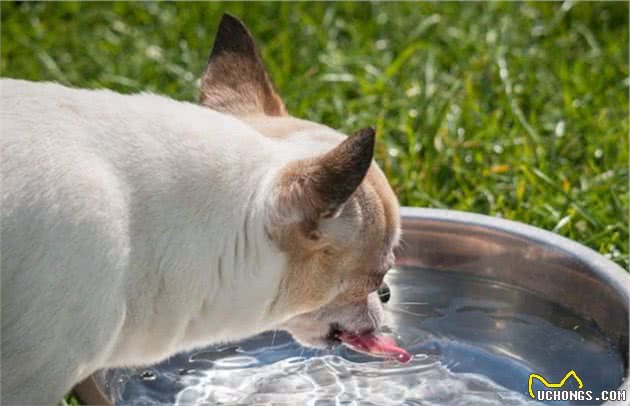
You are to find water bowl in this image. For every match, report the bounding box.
[74,208,629,405]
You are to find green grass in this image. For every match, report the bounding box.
[2,1,628,273]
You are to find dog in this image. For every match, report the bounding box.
[0,14,401,404]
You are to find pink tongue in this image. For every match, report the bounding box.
[339,332,412,363]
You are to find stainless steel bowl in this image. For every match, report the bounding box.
[74,208,629,405]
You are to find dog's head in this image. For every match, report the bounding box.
[199,14,400,349]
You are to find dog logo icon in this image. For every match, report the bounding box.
[528,370,583,398]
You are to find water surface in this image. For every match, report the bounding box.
[102,267,624,405]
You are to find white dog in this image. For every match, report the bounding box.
[1,14,402,404]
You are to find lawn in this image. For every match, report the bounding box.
[2,0,628,274]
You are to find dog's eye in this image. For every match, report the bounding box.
[377,282,391,303]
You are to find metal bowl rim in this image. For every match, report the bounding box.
[400,207,629,300]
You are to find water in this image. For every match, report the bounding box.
[102,267,625,405]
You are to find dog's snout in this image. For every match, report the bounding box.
[358,327,376,336]
[377,282,391,303]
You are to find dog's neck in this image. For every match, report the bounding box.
[103,97,296,365]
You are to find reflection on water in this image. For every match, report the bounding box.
[103,268,624,405]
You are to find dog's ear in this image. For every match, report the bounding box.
[200,13,286,117]
[273,128,375,231]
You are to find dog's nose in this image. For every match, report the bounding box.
[377,282,391,303]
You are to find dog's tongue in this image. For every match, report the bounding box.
[339,332,411,363]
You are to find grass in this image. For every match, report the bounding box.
[0,2,630,402]
[1,0,628,268]
[1,2,628,404]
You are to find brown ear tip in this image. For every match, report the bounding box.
[364,126,376,136]
[356,126,375,141]
[219,13,244,28]
[212,13,254,57]
[354,127,376,156]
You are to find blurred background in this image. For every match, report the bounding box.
[2,1,628,268]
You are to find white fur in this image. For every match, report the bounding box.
[0,79,317,404]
